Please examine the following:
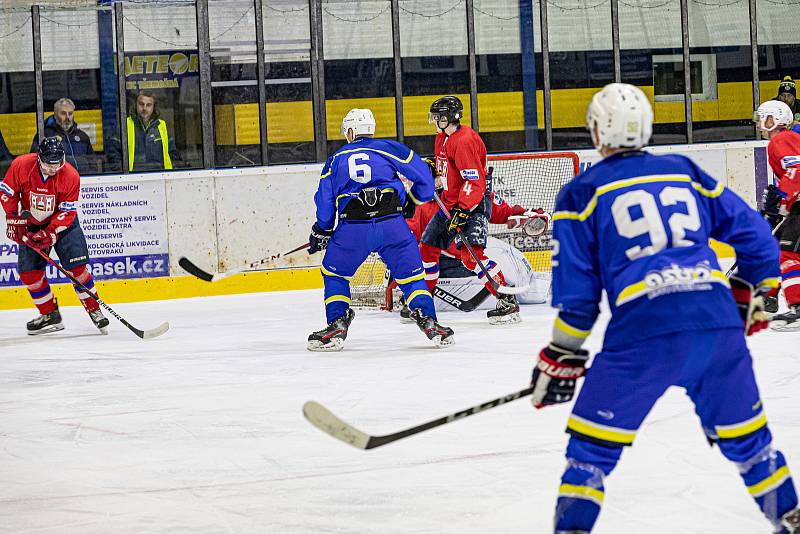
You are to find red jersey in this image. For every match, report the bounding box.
[767,127,800,211]
[0,153,80,232]
[434,125,487,211]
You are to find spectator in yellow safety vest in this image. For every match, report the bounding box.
[108,91,181,172]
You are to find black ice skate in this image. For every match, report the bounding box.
[487,293,521,325]
[88,309,109,334]
[765,295,779,313]
[27,307,64,335]
[782,508,800,534]
[398,295,414,323]
[307,308,355,352]
[409,308,454,348]
[771,305,800,332]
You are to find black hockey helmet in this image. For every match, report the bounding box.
[38,136,65,165]
[429,96,463,127]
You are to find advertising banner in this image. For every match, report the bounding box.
[0,180,169,287]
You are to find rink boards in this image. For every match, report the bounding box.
[0,141,767,310]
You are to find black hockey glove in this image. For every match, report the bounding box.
[447,206,471,233]
[424,157,437,178]
[402,194,417,219]
[729,275,775,336]
[308,223,333,254]
[761,184,784,230]
[530,343,589,409]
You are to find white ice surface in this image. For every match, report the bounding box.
[0,289,798,534]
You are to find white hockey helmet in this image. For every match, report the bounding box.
[754,100,794,132]
[341,108,376,139]
[586,83,653,151]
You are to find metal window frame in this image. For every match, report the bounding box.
[197,0,215,169]
[309,0,326,162]
[114,1,129,173]
[255,0,269,164]
[31,5,44,146]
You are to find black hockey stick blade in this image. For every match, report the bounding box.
[178,256,217,282]
[433,285,491,313]
[303,386,534,450]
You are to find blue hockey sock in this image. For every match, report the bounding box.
[323,274,352,324]
[554,438,622,533]
[399,278,436,319]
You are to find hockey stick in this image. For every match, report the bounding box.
[433,285,492,312]
[179,242,310,282]
[432,192,529,295]
[303,386,533,450]
[19,212,169,340]
[725,216,786,278]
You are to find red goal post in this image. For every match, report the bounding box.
[349,151,581,311]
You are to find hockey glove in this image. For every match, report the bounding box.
[729,275,776,336]
[761,184,784,230]
[402,194,418,219]
[5,215,27,244]
[24,228,57,250]
[447,206,471,233]
[530,343,589,409]
[308,223,333,254]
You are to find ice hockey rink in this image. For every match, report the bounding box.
[0,288,798,533]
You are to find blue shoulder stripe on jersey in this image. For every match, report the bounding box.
[0,182,14,196]
[553,174,723,222]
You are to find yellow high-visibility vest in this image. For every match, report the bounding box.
[127,116,173,171]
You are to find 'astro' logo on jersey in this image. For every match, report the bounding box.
[460,169,480,180]
[643,262,714,299]
[30,192,55,212]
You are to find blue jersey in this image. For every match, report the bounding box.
[552,150,780,349]
[314,137,434,230]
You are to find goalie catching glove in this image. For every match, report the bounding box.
[530,343,589,409]
[506,208,551,237]
[729,275,777,336]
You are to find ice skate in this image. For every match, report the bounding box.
[27,307,64,335]
[781,508,800,533]
[88,308,109,334]
[765,295,779,313]
[487,293,521,325]
[307,308,355,352]
[398,295,414,323]
[771,305,800,331]
[409,308,454,348]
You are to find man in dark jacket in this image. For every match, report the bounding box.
[776,76,800,122]
[107,91,181,172]
[31,97,96,174]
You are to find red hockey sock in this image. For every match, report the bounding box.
[68,265,100,313]
[19,270,56,314]
[780,250,800,308]
[460,246,505,295]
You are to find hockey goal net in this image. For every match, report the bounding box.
[349,151,580,310]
